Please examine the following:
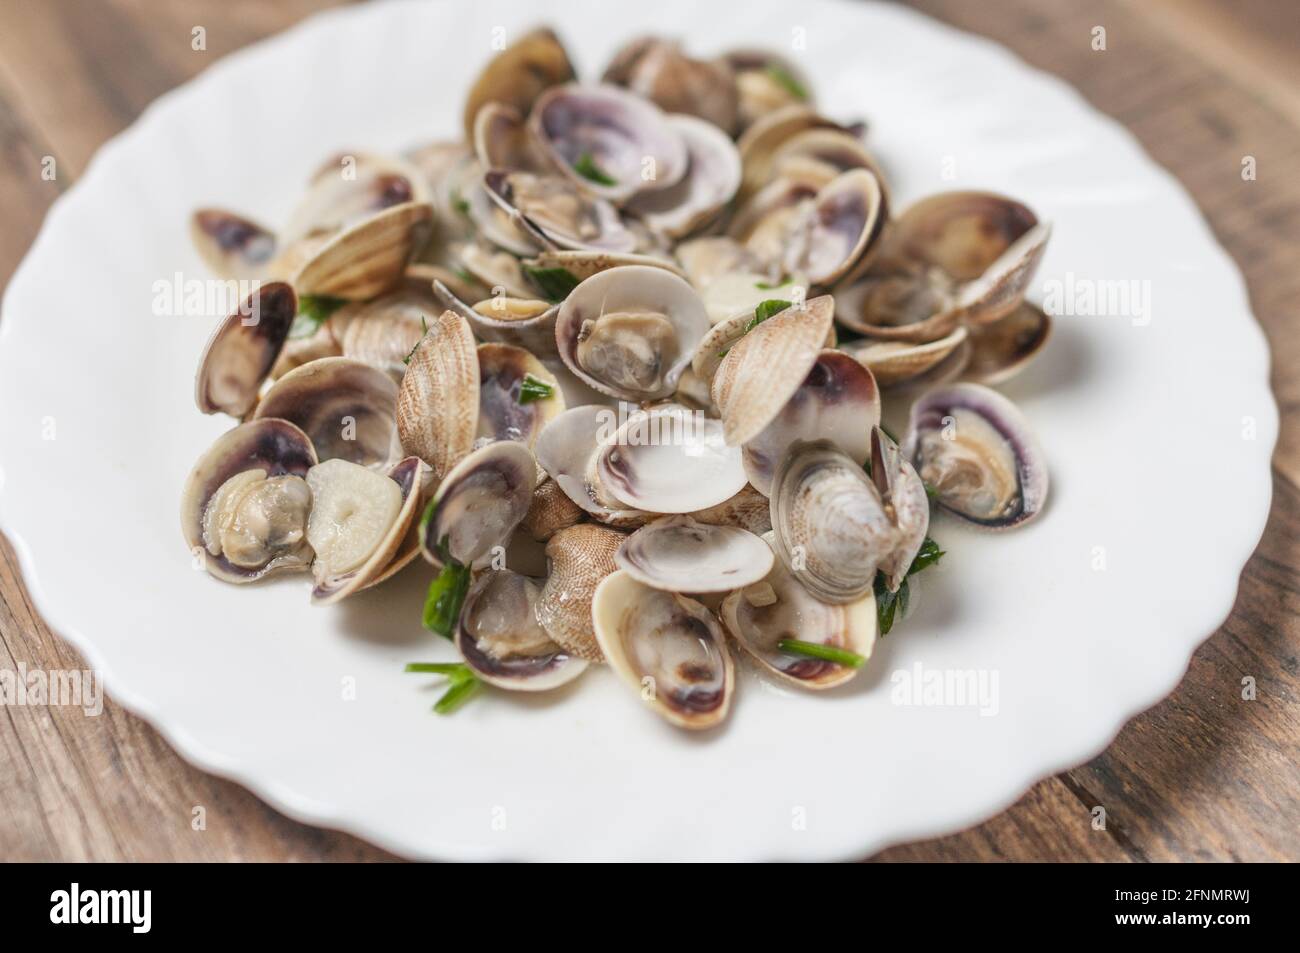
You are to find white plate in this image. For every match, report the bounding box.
[0,0,1276,861]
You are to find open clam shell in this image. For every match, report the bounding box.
[626,114,741,240]
[420,440,536,570]
[194,281,297,417]
[292,202,433,301]
[283,152,430,246]
[742,350,879,496]
[833,268,961,342]
[735,104,844,200]
[591,570,733,730]
[725,51,816,132]
[253,357,399,469]
[523,248,686,290]
[536,523,626,662]
[433,279,560,360]
[180,418,318,584]
[396,308,479,481]
[700,272,808,328]
[461,26,575,141]
[769,439,898,604]
[955,222,1052,326]
[710,294,835,446]
[483,170,637,253]
[534,405,648,528]
[616,515,772,593]
[456,570,588,691]
[603,37,739,134]
[879,191,1039,281]
[846,324,969,388]
[555,265,710,401]
[962,302,1051,385]
[796,168,887,286]
[721,533,876,691]
[868,427,930,591]
[902,383,1048,529]
[309,455,425,605]
[190,209,278,280]
[476,343,566,449]
[528,83,689,204]
[595,405,747,513]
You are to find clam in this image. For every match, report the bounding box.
[476,343,566,449]
[836,192,1048,339]
[194,281,297,417]
[902,383,1048,529]
[602,37,739,134]
[867,427,930,592]
[616,515,772,593]
[396,309,479,481]
[594,404,747,513]
[456,570,588,691]
[483,170,637,253]
[846,325,969,388]
[625,114,742,240]
[591,570,733,730]
[768,438,917,603]
[454,240,535,298]
[962,302,1051,385]
[523,248,687,289]
[190,209,277,280]
[180,418,317,583]
[253,357,399,469]
[742,350,880,495]
[473,101,549,174]
[520,478,583,541]
[528,84,688,204]
[730,168,885,287]
[769,128,889,202]
[721,534,876,690]
[735,105,845,201]
[461,26,575,141]
[283,153,431,245]
[687,484,773,536]
[420,440,536,569]
[334,274,438,380]
[433,279,559,359]
[534,405,648,527]
[292,201,434,301]
[710,294,835,445]
[308,455,425,604]
[555,265,709,401]
[725,51,816,132]
[535,523,626,661]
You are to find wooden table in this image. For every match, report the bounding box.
[1,0,1296,862]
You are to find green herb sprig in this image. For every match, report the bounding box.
[405,662,481,714]
[518,373,555,404]
[289,294,347,339]
[523,265,580,302]
[573,151,617,186]
[876,537,945,636]
[777,638,867,668]
[765,64,808,101]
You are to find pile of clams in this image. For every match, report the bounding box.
[181,27,1052,728]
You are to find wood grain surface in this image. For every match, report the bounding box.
[0,0,1296,862]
